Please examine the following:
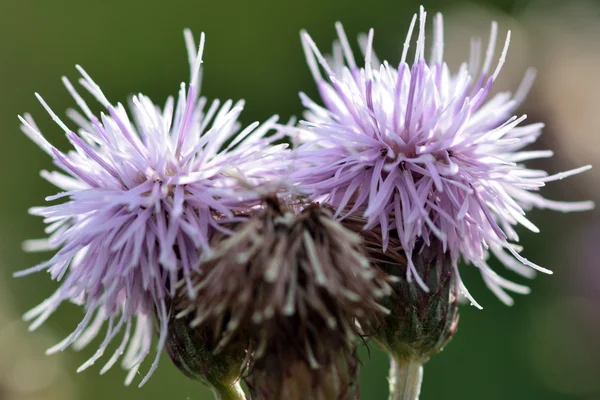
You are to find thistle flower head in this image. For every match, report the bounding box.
[176,197,391,387]
[16,30,285,386]
[291,7,594,306]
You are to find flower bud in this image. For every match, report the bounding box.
[343,216,460,362]
[165,299,248,399]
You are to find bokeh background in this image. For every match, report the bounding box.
[0,0,598,399]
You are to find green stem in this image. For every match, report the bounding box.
[388,357,423,400]
[211,381,246,400]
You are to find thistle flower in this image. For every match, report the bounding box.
[176,197,391,399]
[291,7,594,306]
[16,30,284,386]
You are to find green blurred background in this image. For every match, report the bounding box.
[1,0,599,399]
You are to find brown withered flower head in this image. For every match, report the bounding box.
[175,196,392,399]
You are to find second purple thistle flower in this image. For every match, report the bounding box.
[290,7,594,307]
[16,30,285,386]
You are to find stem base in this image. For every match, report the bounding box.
[388,357,423,400]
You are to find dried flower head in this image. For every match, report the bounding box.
[16,30,285,385]
[176,197,391,396]
[291,7,594,306]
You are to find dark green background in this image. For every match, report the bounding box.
[0,0,597,399]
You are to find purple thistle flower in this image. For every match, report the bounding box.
[291,7,594,307]
[15,30,285,386]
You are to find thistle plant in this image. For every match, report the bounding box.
[289,5,593,398]
[16,5,594,400]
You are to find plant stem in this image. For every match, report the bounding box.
[388,357,423,400]
[211,381,246,400]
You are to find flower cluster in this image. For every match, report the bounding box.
[17,5,593,395]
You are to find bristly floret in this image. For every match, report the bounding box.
[15,30,286,386]
[290,7,594,307]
